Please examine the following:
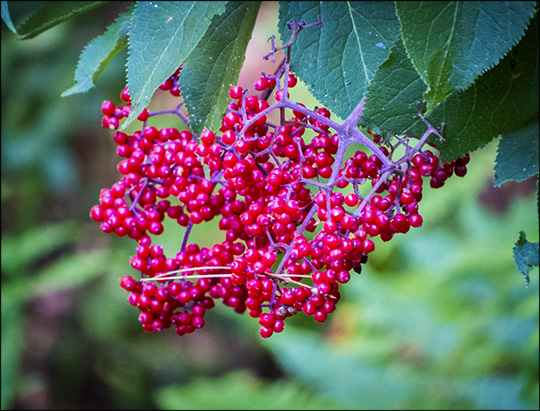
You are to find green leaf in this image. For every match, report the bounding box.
[396,1,537,112]
[0,245,117,409]
[0,220,79,277]
[2,249,116,303]
[202,161,212,181]
[123,1,227,130]
[265,328,416,409]
[180,1,261,136]
[1,1,17,33]
[1,179,14,204]
[278,1,400,120]
[26,249,112,299]
[62,6,133,97]
[432,12,539,161]
[16,1,108,40]
[494,121,539,187]
[513,231,539,286]
[156,369,342,410]
[361,12,539,163]
[0,295,23,410]
[360,38,426,136]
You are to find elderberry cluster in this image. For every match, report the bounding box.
[91,24,470,338]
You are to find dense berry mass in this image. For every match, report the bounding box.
[92,32,469,339]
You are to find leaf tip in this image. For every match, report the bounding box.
[1,0,18,34]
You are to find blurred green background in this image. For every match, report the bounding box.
[2,2,538,410]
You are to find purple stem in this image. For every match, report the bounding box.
[129,178,149,214]
[274,204,318,277]
[181,221,193,253]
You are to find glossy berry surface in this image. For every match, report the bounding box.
[92,21,471,339]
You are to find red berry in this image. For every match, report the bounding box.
[120,87,131,102]
[137,108,149,121]
[409,213,423,228]
[222,130,236,145]
[344,193,358,207]
[245,95,259,111]
[200,129,215,145]
[274,89,288,101]
[313,310,327,323]
[101,101,115,116]
[223,112,240,129]
[259,326,273,338]
[412,154,424,167]
[363,239,375,253]
[454,165,467,177]
[228,86,243,100]
[254,77,269,91]
[287,73,298,88]
[456,153,470,166]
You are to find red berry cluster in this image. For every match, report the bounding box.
[91,42,470,339]
[101,66,183,130]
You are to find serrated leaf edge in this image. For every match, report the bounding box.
[513,231,540,286]
[1,1,17,33]
[360,37,426,137]
[396,2,537,110]
[17,1,108,40]
[122,1,226,130]
[493,120,540,187]
[61,5,133,97]
[452,5,537,92]
[180,1,261,135]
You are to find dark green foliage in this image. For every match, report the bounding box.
[181,1,261,135]
[16,1,108,39]
[494,121,539,187]
[396,1,537,111]
[278,1,401,120]
[124,1,227,127]
[1,2,538,409]
[514,231,540,286]
[62,5,133,96]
